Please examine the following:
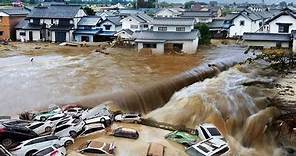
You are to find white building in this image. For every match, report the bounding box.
[264,8,296,33]
[133,17,199,54]
[120,13,153,32]
[155,8,182,17]
[15,4,86,42]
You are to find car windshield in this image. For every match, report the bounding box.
[197,145,210,153]
[207,128,221,136]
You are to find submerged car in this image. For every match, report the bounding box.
[26,121,53,135]
[185,137,229,156]
[84,115,112,126]
[78,141,115,155]
[53,120,85,138]
[165,131,199,147]
[32,144,66,156]
[0,123,39,148]
[33,107,62,121]
[80,123,105,137]
[0,145,12,156]
[64,107,84,117]
[113,127,139,139]
[114,113,141,123]
[81,105,113,120]
[10,135,73,156]
[196,123,224,140]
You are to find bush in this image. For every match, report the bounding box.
[195,24,211,45]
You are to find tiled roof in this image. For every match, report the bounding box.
[130,13,153,23]
[78,16,101,26]
[133,30,200,41]
[105,16,121,26]
[120,29,133,36]
[0,7,29,16]
[15,20,43,30]
[208,19,232,29]
[243,33,291,42]
[181,11,214,17]
[74,29,102,35]
[27,4,82,19]
[49,24,74,31]
[152,17,195,26]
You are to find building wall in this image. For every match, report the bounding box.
[74,34,94,42]
[100,21,116,31]
[74,9,87,29]
[0,12,10,40]
[293,39,296,53]
[152,25,192,32]
[268,15,296,33]
[9,16,26,40]
[244,41,290,48]
[17,30,40,41]
[156,9,176,17]
[166,39,199,54]
[121,17,142,32]
[137,42,165,54]
[116,31,132,40]
[32,30,40,41]
[229,15,259,37]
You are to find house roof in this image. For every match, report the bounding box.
[117,29,134,36]
[152,17,195,26]
[49,24,74,31]
[0,7,30,16]
[208,19,232,29]
[236,9,262,21]
[104,16,121,26]
[27,4,82,19]
[78,16,101,26]
[265,9,296,24]
[15,20,43,30]
[243,33,291,42]
[133,30,200,42]
[74,29,102,35]
[130,13,153,23]
[181,11,214,17]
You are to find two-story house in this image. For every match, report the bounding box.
[121,13,153,32]
[133,17,200,54]
[0,7,29,40]
[15,4,86,42]
[180,11,215,23]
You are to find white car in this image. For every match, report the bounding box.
[81,105,113,120]
[47,113,70,127]
[53,121,85,138]
[84,115,111,126]
[0,145,12,156]
[26,121,53,135]
[196,123,224,140]
[64,107,84,117]
[55,116,82,128]
[186,137,229,156]
[80,123,105,137]
[114,113,141,123]
[32,144,66,156]
[10,136,74,156]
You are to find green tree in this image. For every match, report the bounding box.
[83,6,95,15]
[184,1,195,9]
[195,23,211,45]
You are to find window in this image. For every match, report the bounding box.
[240,20,245,26]
[20,32,26,36]
[143,43,157,48]
[130,25,138,29]
[104,25,111,30]
[0,31,4,36]
[29,123,44,129]
[207,128,221,136]
[143,24,148,28]
[176,27,185,32]
[158,27,167,31]
[278,24,290,33]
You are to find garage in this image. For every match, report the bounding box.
[55,31,67,42]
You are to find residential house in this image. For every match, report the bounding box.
[133,17,199,54]
[97,16,121,40]
[15,4,86,42]
[180,11,215,23]
[208,19,232,38]
[121,13,153,32]
[115,29,134,41]
[243,32,291,48]
[0,7,29,40]
[264,8,296,33]
[155,8,182,17]
[292,30,296,52]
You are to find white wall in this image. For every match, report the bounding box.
[268,15,296,33]
[155,9,176,17]
[74,9,87,29]
[244,41,289,48]
[100,21,116,31]
[116,31,132,40]
[0,12,9,16]
[137,42,164,54]
[166,39,199,54]
[121,17,147,32]
[229,15,260,37]
[74,34,93,42]
[293,39,296,53]
[152,25,192,32]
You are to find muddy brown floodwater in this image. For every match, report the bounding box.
[0,43,245,115]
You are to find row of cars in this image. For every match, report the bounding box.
[165,123,229,156]
[0,104,143,156]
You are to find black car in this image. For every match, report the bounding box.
[0,123,39,149]
[113,127,139,139]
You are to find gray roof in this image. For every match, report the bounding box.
[78,16,101,26]
[0,8,29,16]
[27,4,82,19]
[74,29,102,35]
[130,13,153,23]
[152,17,195,26]
[243,33,291,42]
[208,19,232,29]
[134,30,200,42]
[15,20,43,30]
[181,11,214,17]
[118,29,133,36]
[105,16,121,26]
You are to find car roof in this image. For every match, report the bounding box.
[117,127,137,133]
[191,138,227,153]
[85,123,105,129]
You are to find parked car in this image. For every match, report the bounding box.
[196,123,224,140]
[10,135,73,156]
[64,107,84,117]
[32,144,66,156]
[0,145,12,156]
[26,121,53,135]
[84,115,112,126]
[78,141,115,155]
[33,107,62,121]
[55,116,81,127]
[113,127,139,139]
[165,131,199,147]
[114,113,141,123]
[185,137,229,156]
[0,123,39,148]
[0,119,31,127]
[46,113,69,127]
[53,120,85,138]
[146,143,164,156]
[80,123,105,137]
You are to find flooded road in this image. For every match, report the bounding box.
[0,43,246,115]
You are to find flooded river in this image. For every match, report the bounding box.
[0,43,246,115]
